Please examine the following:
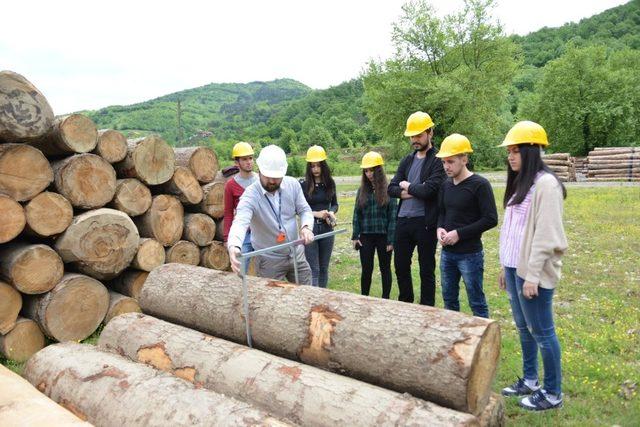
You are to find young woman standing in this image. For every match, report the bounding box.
[498,121,568,411]
[352,152,397,298]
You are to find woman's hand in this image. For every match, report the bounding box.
[523,281,539,299]
[313,210,329,219]
[386,244,393,252]
[498,269,506,291]
[352,239,361,250]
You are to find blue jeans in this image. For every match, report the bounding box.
[504,267,562,395]
[304,222,334,287]
[241,230,253,254]
[441,250,489,318]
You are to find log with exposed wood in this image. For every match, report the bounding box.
[543,159,571,166]
[588,169,640,176]
[0,70,54,143]
[100,313,481,427]
[0,281,22,334]
[478,394,505,427]
[139,264,501,415]
[0,317,45,362]
[183,213,216,246]
[108,178,152,217]
[200,241,230,270]
[114,135,175,185]
[585,153,640,161]
[55,209,139,280]
[94,129,128,163]
[22,273,109,342]
[197,179,225,218]
[24,342,292,427]
[130,238,165,271]
[541,153,570,160]
[586,177,640,182]
[174,146,219,184]
[134,195,183,247]
[104,291,141,324]
[0,195,26,243]
[586,161,640,170]
[24,191,73,237]
[156,166,203,204]
[0,143,53,201]
[52,153,117,209]
[165,240,200,265]
[108,270,148,300]
[28,114,98,156]
[0,243,63,294]
[0,364,92,426]
[589,147,640,155]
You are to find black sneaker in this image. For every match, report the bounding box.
[501,376,541,396]
[519,389,563,411]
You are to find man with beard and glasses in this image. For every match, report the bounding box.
[227,144,314,284]
[388,111,446,306]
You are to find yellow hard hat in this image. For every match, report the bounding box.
[305,145,327,162]
[499,121,549,147]
[404,111,435,136]
[436,133,473,158]
[360,151,384,169]
[232,142,254,158]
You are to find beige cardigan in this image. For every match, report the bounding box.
[516,173,568,289]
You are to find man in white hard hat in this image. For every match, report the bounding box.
[227,144,315,284]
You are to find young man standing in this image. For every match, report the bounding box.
[436,134,498,318]
[223,142,257,253]
[388,111,446,306]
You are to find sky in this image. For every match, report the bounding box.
[1,0,629,114]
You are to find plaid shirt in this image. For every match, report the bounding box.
[352,189,398,245]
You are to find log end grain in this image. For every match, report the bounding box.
[108,270,149,300]
[58,114,98,153]
[0,195,25,243]
[105,291,141,324]
[132,238,166,271]
[200,181,225,218]
[0,281,22,334]
[2,244,64,295]
[135,195,184,246]
[166,240,200,266]
[129,135,176,185]
[200,242,230,270]
[169,166,204,204]
[0,144,53,201]
[0,317,45,362]
[53,154,117,209]
[183,213,216,246]
[96,129,127,163]
[466,321,501,415]
[110,178,152,217]
[24,192,74,237]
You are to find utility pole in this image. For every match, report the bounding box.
[176,98,183,145]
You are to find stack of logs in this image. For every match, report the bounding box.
[0,70,231,364]
[586,147,640,182]
[541,152,576,182]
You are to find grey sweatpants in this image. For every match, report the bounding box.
[255,246,312,285]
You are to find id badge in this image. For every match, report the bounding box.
[276,231,286,243]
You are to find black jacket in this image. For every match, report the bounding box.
[387,147,446,229]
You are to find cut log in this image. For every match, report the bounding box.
[22,273,109,342]
[130,238,165,271]
[108,178,152,217]
[183,213,216,246]
[104,291,141,324]
[140,264,501,415]
[100,313,479,427]
[55,209,139,280]
[0,317,45,362]
[543,160,571,166]
[0,195,26,243]
[586,177,640,182]
[0,70,54,143]
[200,241,230,271]
[52,153,117,209]
[0,281,22,334]
[214,217,224,241]
[174,146,219,184]
[588,169,640,176]
[134,195,183,247]
[156,166,203,204]
[586,153,640,161]
[23,343,292,427]
[28,114,98,155]
[0,364,91,426]
[108,271,149,300]
[587,161,640,170]
[0,243,64,294]
[197,180,225,218]
[94,129,127,163]
[24,191,73,237]
[114,135,175,185]
[590,147,640,155]
[165,240,200,266]
[478,393,505,427]
[0,143,53,201]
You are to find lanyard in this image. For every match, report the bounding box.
[264,191,283,230]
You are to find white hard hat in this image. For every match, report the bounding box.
[256,144,288,178]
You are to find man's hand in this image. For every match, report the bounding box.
[437,227,447,244]
[399,181,410,191]
[523,281,539,299]
[300,226,314,245]
[400,190,413,199]
[498,269,506,291]
[228,246,242,274]
[442,230,459,246]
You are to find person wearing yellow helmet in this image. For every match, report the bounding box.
[352,152,397,298]
[496,121,568,411]
[388,111,446,306]
[435,134,497,318]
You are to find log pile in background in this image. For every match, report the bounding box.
[541,152,576,182]
[586,147,640,182]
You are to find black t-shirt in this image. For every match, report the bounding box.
[299,180,338,213]
[437,174,498,254]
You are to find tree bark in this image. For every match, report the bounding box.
[114,135,175,185]
[0,281,22,334]
[108,178,152,217]
[156,166,203,204]
[54,208,139,280]
[0,70,54,143]
[140,264,501,415]
[0,243,64,294]
[23,342,292,427]
[590,147,639,155]
[0,194,26,243]
[52,153,117,209]
[108,270,149,300]
[197,180,225,218]
[0,364,92,426]
[24,191,73,237]
[587,161,640,170]
[200,241,230,270]
[27,114,98,156]
[100,313,480,427]
[174,146,219,184]
[0,143,53,201]
[22,273,109,342]
[165,240,200,266]
[94,129,127,163]
[130,238,165,271]
[0,317,45,362]
[183,213,216,246]
[104,291,141,324]
[134,195,184,247]
[477,394,505,427]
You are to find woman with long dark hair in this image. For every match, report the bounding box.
[498,121,568,411]
[352,152,397,298]
[300,145,338,287]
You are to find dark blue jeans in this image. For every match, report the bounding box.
[304,222,334,287]
[504,267,562,395]
[440,250,489,318]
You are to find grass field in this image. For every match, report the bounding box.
[2,184,638,425]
